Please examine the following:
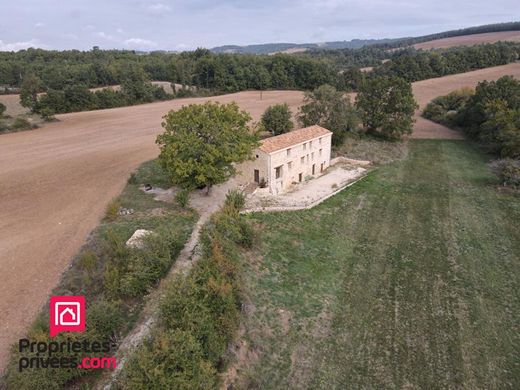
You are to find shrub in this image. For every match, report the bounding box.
[175,189,190,208]
[87,299,124,339]
[224,189,245,210]
[127,172,137,184]
[0,102,6,117]
[39,107,56,121]
[104,198,121,221]
[122,329,217,389]
[77,250,98,274]
[11,117,35,130]
[490,159,520,188]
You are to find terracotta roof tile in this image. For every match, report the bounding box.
[259,125,332,153]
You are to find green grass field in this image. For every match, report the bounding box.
[237,140,520,389]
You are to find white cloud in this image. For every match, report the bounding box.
[116,28,124,34]
[124,38,158,49]
[93,31,115,40]
[0,39,47,51]
[146,3,171,13]
[34,22,45,28]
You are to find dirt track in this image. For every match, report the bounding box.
[413,30,520,50]
[1,63,519,371]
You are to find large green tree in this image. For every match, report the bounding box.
[157,102,258,192]
[261,103,294,135]
[356,76,418,140]
[20,73,43,110]
[297,84,359,145]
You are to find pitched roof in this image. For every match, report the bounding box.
[259,125,332,153]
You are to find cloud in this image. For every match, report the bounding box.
[124,38,158,49]
[146,3,171,13]
[34,22,45,28]
[93,31,115,41]
[0,39,47,51]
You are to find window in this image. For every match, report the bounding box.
[255,154,259,158]
[275,166,282,179]
[301,156,305,164]
[307,154,309,162]
[319,148,322,156]
[288,161,292,170]
[310,141,313,148]
[303,143,307,150]
[319,137,322,144]
[311,152,314,160]
[287,148,291,156]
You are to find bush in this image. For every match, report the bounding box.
[0,102,6,117]
[11,117,35,130]
[224,189,245,210]
[490,159,520,188]
[175,189,190,208]
[87,299,124,339]
[122,329,217,389]
[77,250,98,274]
[104,199,121,221]
[39,107,56,121]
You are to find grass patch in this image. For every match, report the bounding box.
[235,140,520,389]
[3,160,197,389]
[334,135,408,165]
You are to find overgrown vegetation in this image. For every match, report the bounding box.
[232,140,520,389]
[3,160,196,389]
[120,190,252,388]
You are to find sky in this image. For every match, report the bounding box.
[1,0,519,51]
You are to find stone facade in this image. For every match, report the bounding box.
[236,125,333,194]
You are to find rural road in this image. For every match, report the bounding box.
[1,63,519,371]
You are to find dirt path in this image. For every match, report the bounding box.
[98,179,238,389]
[1,63,519,372]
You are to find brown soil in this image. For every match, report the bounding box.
[411,63,520,138]
[413,31,520,50]
[1,63,519,372]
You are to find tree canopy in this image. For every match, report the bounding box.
[356,76,418,140]
[261,103,294,135]
[157,102,258,191]
[298,84,359,145]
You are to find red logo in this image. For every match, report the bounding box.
[49,296,85,337]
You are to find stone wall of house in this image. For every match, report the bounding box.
[235,133,332,194]
[235,149,269,187]
[267,133,332,194]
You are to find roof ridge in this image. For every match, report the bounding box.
[259,125,332,153]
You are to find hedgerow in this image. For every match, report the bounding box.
[121,190,251,388]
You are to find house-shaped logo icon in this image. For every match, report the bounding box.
[50,296,85,337]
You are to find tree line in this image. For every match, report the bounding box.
[423,75,520,158]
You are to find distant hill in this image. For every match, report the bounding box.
[210,38,401,55]
[210,21,520,55]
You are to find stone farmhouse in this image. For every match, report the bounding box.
[237,125,332,194]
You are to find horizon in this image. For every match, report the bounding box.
[1,0,519,52]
